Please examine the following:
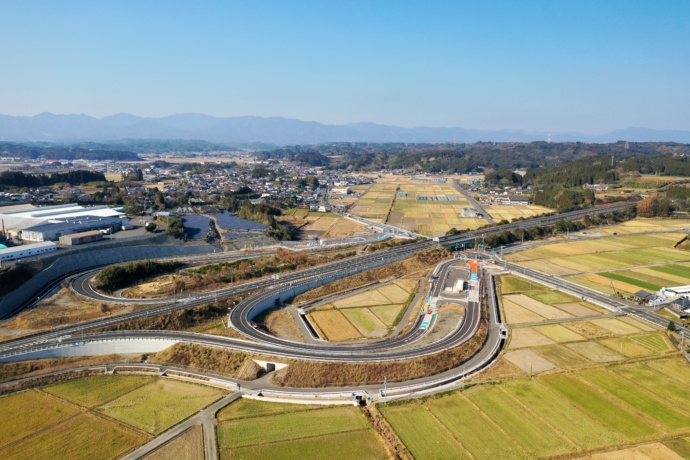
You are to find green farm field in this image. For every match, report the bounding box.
[0,413,147,460]
[98,379,225,434]
[217,401,386,460]
[405,267,690,459]
[44,374,153,407]
[506,229,690,295]
[382,356,690,459]
[497,275,607,326]
[0,375,223,460]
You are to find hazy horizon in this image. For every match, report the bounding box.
[1,1,688,133]
[0,111,688,138]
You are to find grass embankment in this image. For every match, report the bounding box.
[262,308,305,342]
[273,313,487,387]
[90,298,238,332]
[95,260,186,291]
[128,247,358,297]
[146,307,486,388]
[148,344,263,380]
[0,354,142,387]
[0,287,134,336]
[143,249,482,387]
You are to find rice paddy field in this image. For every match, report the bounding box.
[379,269,690,459]
[97,378,225,435]
[498,274,675,374]
[143,425,204,460]
[381,354,690,459]
[0,375,224,460]
[484,204,552,222]
[280,210,369,238]
[348,175,519,236]
[307,277,417,341]
[506,230,690,295]
[216,399,387,460]
[497,275,608,325]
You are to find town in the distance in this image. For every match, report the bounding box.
[1,136,690,459]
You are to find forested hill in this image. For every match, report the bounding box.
[67,139,240,154]
[0,142,142,161]
[260,142,690,172]
[0,170,106,188]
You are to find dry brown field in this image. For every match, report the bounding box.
[308,310,362,341]
[348,175,498,236]
[143,425,204,460]
[307,277,417,341]
[486,204,552,221]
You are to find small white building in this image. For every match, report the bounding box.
[330,187,351,195]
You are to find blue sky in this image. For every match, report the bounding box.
[1,1,688,133]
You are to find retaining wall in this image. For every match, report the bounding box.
[0,338,179,362]
[0,241,215,317]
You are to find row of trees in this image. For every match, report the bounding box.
[0,142,142,161]
[479,206,637,248]
[95,260,185,291]
[0,170,106,189]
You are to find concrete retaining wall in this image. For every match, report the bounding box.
[0,338,179,362]
[0,242,215,317]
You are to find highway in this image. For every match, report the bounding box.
[500,259,689,335]
[0,202,635,358]
[1,258,483,362]
[441,202,632,247]
[0,200,656,396]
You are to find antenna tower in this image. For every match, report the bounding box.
[547,132,552,144]
[624,140,629,150]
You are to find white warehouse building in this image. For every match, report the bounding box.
[0,203,128,242]
[658,285,690,301]
[0,242,57,263]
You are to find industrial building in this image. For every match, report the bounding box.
[19,215,126,242]
[658,285,690,301]
[58,230,103,246]
[0,203,129,242]
[0,242,57,263]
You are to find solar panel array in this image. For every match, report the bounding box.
[416,196,459,201]
[208,213,268,232]
[181,215,211,239]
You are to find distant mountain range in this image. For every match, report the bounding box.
[0,113,688,145]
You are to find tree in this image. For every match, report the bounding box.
[668,320,677,332]
[145,222,157,232]
[165,217,186,239]
[123,198,144,216]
